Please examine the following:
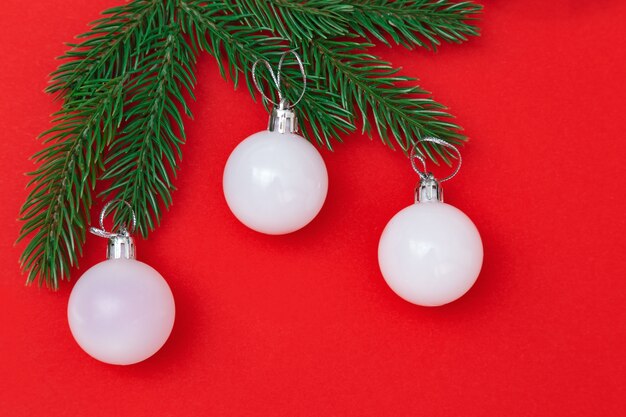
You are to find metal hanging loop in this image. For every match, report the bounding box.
[410,137,462,183]
[89,199,137,239]
[89,200,137,260]
[251,50,307,109]
[410,137,462,203]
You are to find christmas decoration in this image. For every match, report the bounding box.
[17,1,481,288]
[67,201,175,365]
[378,138,483,306]
[223,52,328,234]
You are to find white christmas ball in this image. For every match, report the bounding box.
[67,259,175,365]
[378,201,483,306]
[223,130,328,235]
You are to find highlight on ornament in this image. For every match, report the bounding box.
[67,200,175,365]
[222,51,328,235]
[378,138,483,307]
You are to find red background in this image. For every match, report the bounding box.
[1,1,625,416]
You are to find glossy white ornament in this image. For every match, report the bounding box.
[68,200,175,365]
[68,260,175,365]
[378,137,483,307]
[224,51,327,235]
[223,129,328,235]
[378,200,483,306]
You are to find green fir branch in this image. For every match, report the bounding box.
[18,77,126,288]
[231,0,481,49]
[47,0,166,96]
[346,0,482,49]
[229,1,471,150]
[304,39,464,153]
[231,0,353,40]
[100,22,197,237]
[179,0,354,147]
[19,0,482,287]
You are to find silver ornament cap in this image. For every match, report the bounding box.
[268,98,298,134]
[106,228,136,260]
[415,173,443,203]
